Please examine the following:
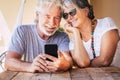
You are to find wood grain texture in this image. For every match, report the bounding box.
[0,67,120,80]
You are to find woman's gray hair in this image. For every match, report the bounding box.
[62,0,95,20]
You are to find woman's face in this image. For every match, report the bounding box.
[63,5,89,28]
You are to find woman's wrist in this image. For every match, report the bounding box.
[72,28,79,34]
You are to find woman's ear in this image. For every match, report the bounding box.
[84,7,89,17]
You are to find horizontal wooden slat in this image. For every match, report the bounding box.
[0,71,18,80]
[86,67,115,80]
[70,68,92,80]
[0,67,120,80]
[51,71,71,80]
[12,72,51,80]
[102,67,120,80]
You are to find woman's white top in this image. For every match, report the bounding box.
[69,17,118,59]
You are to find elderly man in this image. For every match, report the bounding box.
[5,0,73,73]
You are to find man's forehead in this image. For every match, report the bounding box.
[39,5,61,17]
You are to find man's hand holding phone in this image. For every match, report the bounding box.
[44,44,71,72]
[44,51,70,72]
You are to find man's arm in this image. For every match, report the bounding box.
[5,51,49,72]
[59,51,73,70]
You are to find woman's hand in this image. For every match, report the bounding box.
[45,51,71,72]
[64,23,79,34]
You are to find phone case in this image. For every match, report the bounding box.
[45,44,58,58]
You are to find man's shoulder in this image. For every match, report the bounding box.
[52,30,69,41]
[15,24,36,32]
[55,30,68,36]
[17,24,35,29]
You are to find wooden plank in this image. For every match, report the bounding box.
[30,72,51,80]
[51,71,71,80]
[1,67,120,80]
[0,71,18,80]
[70,68,92,80]
[102,67,120,80]
[86,67,115,80]
[12,72,51,80]
[102,67,120,72]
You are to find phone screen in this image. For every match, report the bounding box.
[45,44,58,58]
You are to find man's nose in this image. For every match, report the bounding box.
[49,17,55,26]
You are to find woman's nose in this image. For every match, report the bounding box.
[67,14,74,21]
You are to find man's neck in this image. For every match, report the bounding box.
[36,26,50,40]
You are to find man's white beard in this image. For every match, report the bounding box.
[39,26,58,36]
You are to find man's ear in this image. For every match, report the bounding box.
[34,11,39,23]
[36,11,39,17]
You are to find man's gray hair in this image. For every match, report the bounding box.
[36,0,63,12]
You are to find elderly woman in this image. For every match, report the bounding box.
[62,0,119,67]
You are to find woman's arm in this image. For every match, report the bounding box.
[70,28,90,67]
[90,29,119,67]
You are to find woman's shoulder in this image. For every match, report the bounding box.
[97,17,118,30]
[97,17,114,24]
[95,17,118,36]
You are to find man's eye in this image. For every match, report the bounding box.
[55,17,60,20]
[45,15,50,19]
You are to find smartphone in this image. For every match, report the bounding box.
[45,44,58,58]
